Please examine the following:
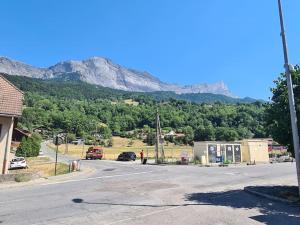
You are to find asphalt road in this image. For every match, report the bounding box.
[0,144,299,225]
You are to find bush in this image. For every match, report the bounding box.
[15,174,31,182]
[16,133,42,157]
[144,132,156,146]
[67,133,76,142]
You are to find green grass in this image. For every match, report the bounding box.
[54,163,70,176]
[48,136,193,160]
[12,157,70,177]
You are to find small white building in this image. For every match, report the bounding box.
[241,139,269,163]
[193,141,242,164]
[194,139,270,165]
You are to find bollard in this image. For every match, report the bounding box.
[71,160,78,172]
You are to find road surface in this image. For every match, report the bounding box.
[0,144,299,225]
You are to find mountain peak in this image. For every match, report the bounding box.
[0,56,234,96]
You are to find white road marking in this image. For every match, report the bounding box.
[0,198,25,204]
[224,172,237,175]
[41,171,154,186]
[107,205,182,225]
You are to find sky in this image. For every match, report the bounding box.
[0,0,299,100]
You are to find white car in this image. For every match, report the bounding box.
[10,157,27,169]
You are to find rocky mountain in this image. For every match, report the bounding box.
[0,56,233,96]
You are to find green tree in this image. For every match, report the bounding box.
[16,133,42,157]
[266,65,300,156]
[145,132,156,146]
[182,126,194,145]
[194,125,215,141]
[215,127,238,141]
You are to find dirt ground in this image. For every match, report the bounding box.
[48,136,193,160]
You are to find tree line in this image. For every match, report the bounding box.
[14,90,267,146]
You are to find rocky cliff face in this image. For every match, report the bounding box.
[0,56,233,96]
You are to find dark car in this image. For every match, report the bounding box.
[117,152,136,161]
[86,146,103,160]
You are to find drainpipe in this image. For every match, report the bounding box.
[2,117,14,174]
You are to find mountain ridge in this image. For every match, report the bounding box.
[0,56,233,96]
[3,74,263,104]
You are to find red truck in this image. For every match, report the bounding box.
[85,146,103,160]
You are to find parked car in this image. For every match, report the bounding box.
[278,155,294,162]
[117,152,136,161]
[9,157,27,169]
[85,146,103,160]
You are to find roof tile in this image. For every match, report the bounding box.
[0,75,23,117]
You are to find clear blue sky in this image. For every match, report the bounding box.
[1,0,299,99]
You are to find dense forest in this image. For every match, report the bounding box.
[5,75,267,145]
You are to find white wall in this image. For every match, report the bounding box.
[0,116,14,174]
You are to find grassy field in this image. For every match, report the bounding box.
[48,136,193,160]
[10,157,70,177]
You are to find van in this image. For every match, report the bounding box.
[85,146,103,160]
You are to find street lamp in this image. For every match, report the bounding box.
[277,0,300,196]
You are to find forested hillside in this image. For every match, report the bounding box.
[5,75,260,104]
[4,74,268,144]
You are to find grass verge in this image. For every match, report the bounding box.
[14,174,31,182]
[11,157,70,177]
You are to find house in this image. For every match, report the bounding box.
[164,131,185,139]
[0,74,23,174]
[193,139,269,165]
[71,138,84,145]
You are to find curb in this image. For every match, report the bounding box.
[244,187,299,204]
[0,166,96,188]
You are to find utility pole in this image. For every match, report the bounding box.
[277,0,300,195]
[155,108,159,163]
[157,111,165,162]
[65,133,68,154]
[81,139,85,159]
[155,108,165,163]
[55,143,58,176]
[54,135,63,176]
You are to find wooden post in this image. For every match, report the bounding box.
[155,109,159,163]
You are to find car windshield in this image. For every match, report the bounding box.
[12,158,24,162]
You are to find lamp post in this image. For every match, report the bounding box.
[277,0,300,195]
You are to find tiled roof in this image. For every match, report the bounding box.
[0,74,23,117]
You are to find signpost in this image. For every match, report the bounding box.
[54,135,63,176]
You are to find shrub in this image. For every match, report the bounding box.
[144,132,156,146]
[67,133,76,142]
[16,133,42,157]
[15,174,31,182]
